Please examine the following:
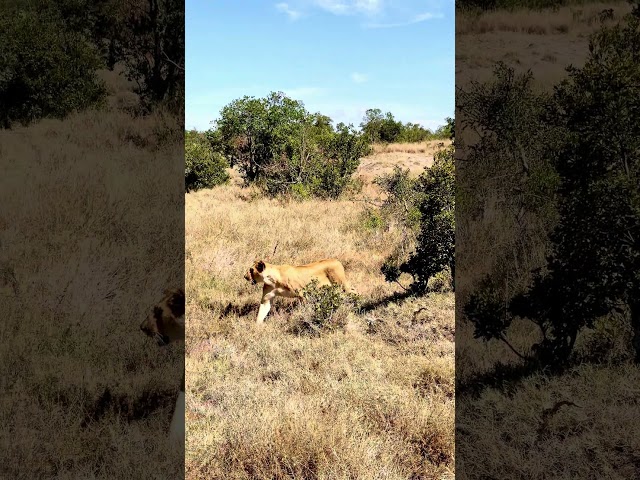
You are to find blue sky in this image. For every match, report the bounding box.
[186,0,454,132]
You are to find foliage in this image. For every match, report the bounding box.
[185,130,229,192]
[212,92,370,199]
[375,166,423,230]
[510,12,640,365]
[360,109,452,144]
[377,142,455,294]
[401,143,456,293]
[427,267,454,293]
[0,0,184,127]
[374,166,423,285]
[0,10,106,128]
[457,63,560,299]
[289,280,359,335]
[120,0,184,111]
[463,11,640,366]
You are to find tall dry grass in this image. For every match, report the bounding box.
[185,154,455,479]
[457,1,629,36]
[0,70,184,478]
[456,0,631,87]
[372,139,452,155]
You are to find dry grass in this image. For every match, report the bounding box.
[456,1,631,86]
[458,312,640,479]
[372,140,452,155]
[185,152,455,478]
[355,141,449,188]
[457,1,626,36]
[0,70,183,478]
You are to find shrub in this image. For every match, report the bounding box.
[427,267,453,293]
[509,11,640,365]
[402,143,455,293]
[361,109,452,144]
[288,280,359,335]
[214,93,370,199]
[0,11,106,128]
[185,130,229,192]
[360,209,384,231]
[379,143,455,294]
[462,10,640,367]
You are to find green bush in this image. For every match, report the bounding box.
[185,130,229,192]
[402,143,455,293]
[213,92,370,199]
[360,109,452,144]
[463,8,640,367]
[360,209,384,231]
[427,267,453,293]
[0,11,106,128]
[289,280,359,335]
[377,143,455,294]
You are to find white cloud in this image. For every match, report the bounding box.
[276,2,302,20]
[354,0,382,14]
[364,11,443,28]
[350,72,368,84]
[313,0,381,16]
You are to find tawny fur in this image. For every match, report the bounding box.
[139,287,185,443]
[244,258,356,323]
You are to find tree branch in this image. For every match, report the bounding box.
[162,49,184,71]
[499,333,527,360]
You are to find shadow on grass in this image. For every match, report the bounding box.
[358,289,415,313]
[212,300,297,319]
[457,359,557,398]
[214,302,256,318]
[81,386,177,428]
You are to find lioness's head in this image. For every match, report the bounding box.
[244,260,266,285]
[140,288,185,346]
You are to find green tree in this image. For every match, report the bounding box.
[185,130,230,192]
[214,92,370,199]
[510,11,640,365]
[379,140,455,293]
[122,0,184,111]
[464,9,640,366]
[360,109,403,143]
[401,143,455,292]
[215,92,306,182]
[0,11,106,128]
[360,108,384,143]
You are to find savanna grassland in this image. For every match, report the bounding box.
[456,2,640,478]
[0,68,184,478]
[456,1,632,86]
[185,140,455,479]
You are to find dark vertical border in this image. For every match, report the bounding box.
[456,1,640,478]
[0,1,185,477]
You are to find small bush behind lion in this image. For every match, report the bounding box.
[287,280,361,336]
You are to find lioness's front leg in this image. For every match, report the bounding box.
[256,285,275,323]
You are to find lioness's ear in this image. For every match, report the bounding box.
[167,289,185,317]
[256,261,265,273]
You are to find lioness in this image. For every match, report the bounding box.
[140,288,185,444]
[244,258,355,323]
